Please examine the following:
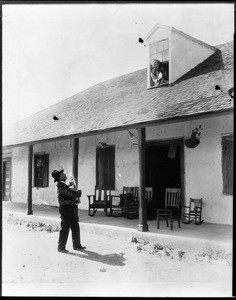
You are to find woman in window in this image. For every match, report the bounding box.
[151,59,166,86]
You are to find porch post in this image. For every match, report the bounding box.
[26,144,33,215]
[72,138,79,186]
[137,127,149,232]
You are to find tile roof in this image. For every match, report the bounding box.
[3,41,234,147]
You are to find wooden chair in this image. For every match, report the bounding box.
[145,187,153,203]
[146,187,155,220]
[108,186,135,217]
[123,186,139,218]
[109,186,153,218]
[87,188,112,216]
[157,188,181,230]
[182,198,204,225]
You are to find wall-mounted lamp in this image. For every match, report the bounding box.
[98,142,111,149]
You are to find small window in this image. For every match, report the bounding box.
[222,136,233,195]
[150,38,169,87]
[96,145,115,190]
[34,154,49,188]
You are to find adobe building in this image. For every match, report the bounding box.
[3,24,233,229]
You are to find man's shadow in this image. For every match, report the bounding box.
[67,250,126,266]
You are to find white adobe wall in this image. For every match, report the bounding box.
[146,113,233,225]
[11,132,140,208]
[11,113,233,225]
[11,140,73,206]
[184,115,233,225]
[11,146,28,203]
[78,113,233,225]
[78,132,140,208]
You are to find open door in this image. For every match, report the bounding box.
[146,139,184,219]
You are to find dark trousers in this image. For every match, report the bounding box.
[58,205,81,250]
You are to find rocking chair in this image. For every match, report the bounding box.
[182,198,204,225]
[87,188,112,216]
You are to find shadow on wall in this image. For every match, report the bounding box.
[174,49,224,84]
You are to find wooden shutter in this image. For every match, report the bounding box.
[2,158,11,201]
[96,146,115,189]
[222,136,233,195]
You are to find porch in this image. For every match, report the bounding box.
[3,201,232,255]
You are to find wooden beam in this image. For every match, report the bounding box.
[137,127,149,232]
[180,140,186,212]
[26,144,33,215]
[72,138,79,186]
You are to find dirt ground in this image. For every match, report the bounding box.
[2,217,233,297]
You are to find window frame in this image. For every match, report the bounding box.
[222,135,233,195]
[96,145,115,190]
[34,153,49,188]
[149,38,170,88]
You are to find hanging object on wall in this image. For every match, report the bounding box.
[185,125,202,148]
[36,158,44,168]
[128,130,138,146]
[98,142,111,149]
[168,141,177,158]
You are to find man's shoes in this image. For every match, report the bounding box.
[58,248,69,253]
[73,245,86,251]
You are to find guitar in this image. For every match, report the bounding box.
[69,177,81,205]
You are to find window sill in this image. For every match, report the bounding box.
[34,186,48,189]
[147,83,170,90]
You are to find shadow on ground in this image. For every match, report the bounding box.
[66,250,126,266]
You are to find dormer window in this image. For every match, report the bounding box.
[145,24,217,90]
[150,39,169,87]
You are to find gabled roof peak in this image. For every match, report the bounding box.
[144,23,172,40]
[144,23,217,51]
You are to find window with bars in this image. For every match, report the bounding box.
[222,135,233,195]
[149,38,169,87]
[34,154,49,188]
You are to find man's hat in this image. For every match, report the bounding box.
[51,169,64,182]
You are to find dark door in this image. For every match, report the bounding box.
[96,146,115,189]
[146,142,181,212]
[2,158,11,201]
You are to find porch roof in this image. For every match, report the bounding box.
[3,41,233,148]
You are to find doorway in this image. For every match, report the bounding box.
[2,158,11,201]
[146,139,184,218]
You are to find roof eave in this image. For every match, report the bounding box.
[2,108,233,150]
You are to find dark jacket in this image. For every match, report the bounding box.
[57,181,81,205]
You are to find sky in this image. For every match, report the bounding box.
[2,3,234,127]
